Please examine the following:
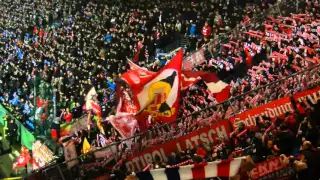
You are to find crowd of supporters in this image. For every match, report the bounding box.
[0,0,269,139]
[1,0,320,179]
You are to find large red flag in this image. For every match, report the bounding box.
[127,49,183,124]
[125,59,201,91]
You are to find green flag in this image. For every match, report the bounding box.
[21,126,35,150]
[0,104,7,125]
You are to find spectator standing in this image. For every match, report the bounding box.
[8,119,18,146]
[275,124,295,156]
[201,22,212,40]
[305,120,319,147]
[63,108,73,123]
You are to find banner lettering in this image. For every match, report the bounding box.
[230,97,294,129]
[250,156,294,180]
[293,86,320,105]
[125,120,232,171]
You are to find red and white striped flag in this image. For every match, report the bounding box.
[201,73,231,103]
[135,157,246,180]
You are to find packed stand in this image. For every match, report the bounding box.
[132,99,320,180]
[2,0,320,179]
[142,1,320,147]
[59,90,320,180]
[0,0,271,147]
[176,0,320,124]
[51,9,320,180]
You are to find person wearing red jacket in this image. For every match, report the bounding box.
[63,108,73,123]
[201,22,212,39]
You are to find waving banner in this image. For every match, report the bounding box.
[131,50,183,124]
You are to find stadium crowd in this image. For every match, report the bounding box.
[72,1,320,179]
[0,0,320,179]
[0,0,273,141]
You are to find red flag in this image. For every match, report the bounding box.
[132,41,143,62]
[131,49,183,124]
[201,73,231,103]
[181,71,209,89]
[181,71,230,102]
[12,147,31,170]
[127,58,156,76]
[108,113,138,138]
[106,96,139,138]
[121,70,155,87]
[117,88,139,114]
[36,96,44,107]
[180,73,201,90]
[126,59,199,90]
[91,102,101,116]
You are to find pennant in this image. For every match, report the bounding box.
[85,87,97,110]
[82,137,91,154]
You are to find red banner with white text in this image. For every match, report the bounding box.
[229,97,294,129]
[125,119,232,171]
[250,156,294,180]
[294,86,320,105]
